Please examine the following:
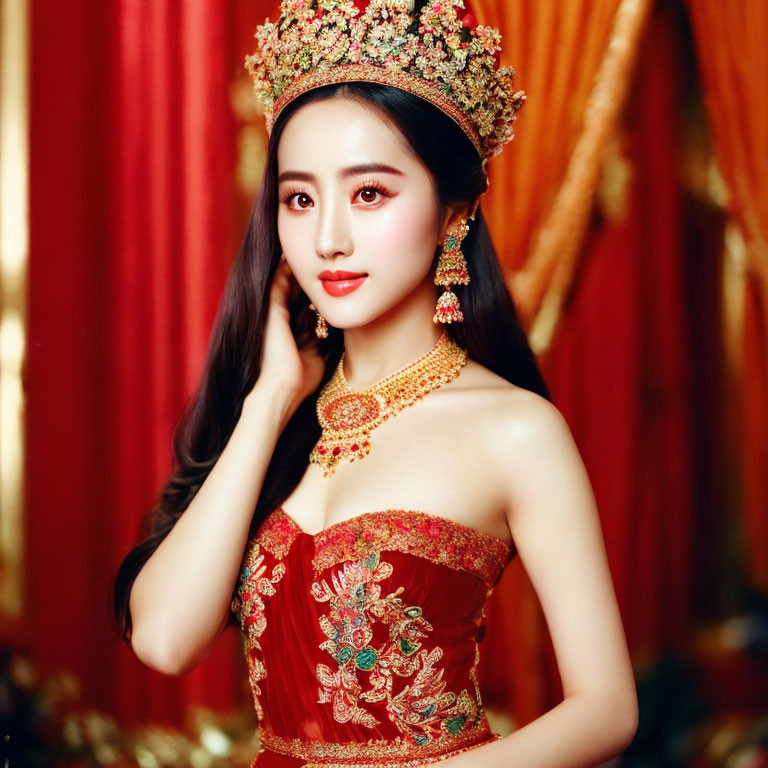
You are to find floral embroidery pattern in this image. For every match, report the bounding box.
[255,510,300,559]
[231,514,300,720]
[311,549,481,745]
[310,508,513,585]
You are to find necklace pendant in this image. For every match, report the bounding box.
[312,331,467,477]
[322,391,380,431]
[310,432,372,477]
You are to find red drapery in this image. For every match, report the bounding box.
[27,0,270,726]
[108,0,243,725]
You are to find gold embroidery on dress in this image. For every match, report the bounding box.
[311,549,484,745]
[231,512,300,719]
[256,720,499,765]
[256,509,301,559]
[310,508,513,584]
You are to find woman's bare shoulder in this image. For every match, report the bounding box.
[434,357,565,458]
[442,357,568,462]
[446,357,555,412]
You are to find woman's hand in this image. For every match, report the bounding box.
[250,256,326,416]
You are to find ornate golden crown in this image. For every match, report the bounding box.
[245,0,526,163]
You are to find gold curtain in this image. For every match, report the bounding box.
[472,0,653,350]
[686,0,768,592]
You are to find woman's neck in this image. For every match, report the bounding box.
[341,285,445,390]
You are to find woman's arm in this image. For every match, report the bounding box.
[128,258,322,677]
[128,380,296,677]
[446,392,638,767]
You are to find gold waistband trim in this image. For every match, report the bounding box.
[257,719,499,766]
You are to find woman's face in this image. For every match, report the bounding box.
[276,95,443,330]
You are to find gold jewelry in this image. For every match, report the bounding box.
[433,218,470,324]
[310,331,467,476]
[308,302,329,339]
[245,0,526,164]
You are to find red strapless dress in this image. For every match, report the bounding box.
[230,507,516,767]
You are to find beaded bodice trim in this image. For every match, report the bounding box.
[264,507,514,585]
[257,719,500,765]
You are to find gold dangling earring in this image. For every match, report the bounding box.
[308,303,328,339]
[433,217,471,324]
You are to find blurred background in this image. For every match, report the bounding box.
[1,0,766,766]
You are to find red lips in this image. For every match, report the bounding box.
[319,270,367,280]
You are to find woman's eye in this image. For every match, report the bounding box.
[356,186,385,204]
[359,188,378,203]
[290,193,312,209]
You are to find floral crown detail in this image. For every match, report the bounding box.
[245,0,526,163]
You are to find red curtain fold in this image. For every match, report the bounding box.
[109,0,239,727]
[27,0,271,727]
[27,0,118,716]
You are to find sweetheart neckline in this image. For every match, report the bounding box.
[273,506,514,551]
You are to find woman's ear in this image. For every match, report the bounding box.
[438,200,478,244]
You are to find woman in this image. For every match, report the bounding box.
[113,1,638,765]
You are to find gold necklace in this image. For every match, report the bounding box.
[310,331,467,477]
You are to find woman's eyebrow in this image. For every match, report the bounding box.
[277,163,405,184]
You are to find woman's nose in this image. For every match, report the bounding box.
[314,199,353,259]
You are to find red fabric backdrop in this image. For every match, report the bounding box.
[27,0,268,725]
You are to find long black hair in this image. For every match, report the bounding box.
[110,79,550,642]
